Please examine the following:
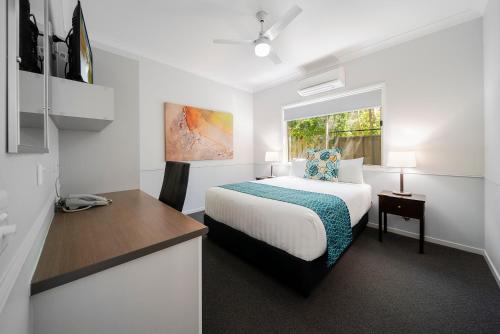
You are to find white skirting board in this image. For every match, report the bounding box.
[484,250,500,288]
[366,222,484,254]
[367,223,500,288]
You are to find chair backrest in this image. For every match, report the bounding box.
[159,161,190,212]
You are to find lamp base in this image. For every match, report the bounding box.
[392,190,412,196]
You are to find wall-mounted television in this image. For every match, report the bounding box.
[66,1,93,84]
[19,0,41,73]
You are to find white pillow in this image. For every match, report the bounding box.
[338,158,364,184]
[291,159,307,177]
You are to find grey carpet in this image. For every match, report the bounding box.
[189,212,500,334]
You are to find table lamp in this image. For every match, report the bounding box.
[386,151,416,196]
[265,151,280,177]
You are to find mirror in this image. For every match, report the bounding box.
[7,0,50,153]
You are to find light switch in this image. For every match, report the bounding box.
[37,163,44,186]
[0,190,7,211]
[0,190,8,256]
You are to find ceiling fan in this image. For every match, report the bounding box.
[213,5,303,64]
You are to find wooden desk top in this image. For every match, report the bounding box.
[31,189,208,295]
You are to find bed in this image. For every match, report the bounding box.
[204,176,372,295]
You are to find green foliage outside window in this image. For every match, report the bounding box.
[288,116,327,146]
[287,107,382,164]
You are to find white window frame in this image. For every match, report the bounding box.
[281,83,387,165]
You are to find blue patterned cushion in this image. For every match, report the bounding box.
[304,148,342,182]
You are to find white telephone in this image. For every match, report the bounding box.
[58,194,112,212]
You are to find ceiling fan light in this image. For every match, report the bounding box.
[255,42,271,57]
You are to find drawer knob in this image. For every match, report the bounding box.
[397,205,401,209]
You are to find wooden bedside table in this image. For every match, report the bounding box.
[255,176,274,180]
[378,191,426,253]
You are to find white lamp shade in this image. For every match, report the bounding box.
[265,151,280,162]
[387,151,416,168]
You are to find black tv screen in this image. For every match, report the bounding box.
[19,0,41,73]
[67,1,93,84]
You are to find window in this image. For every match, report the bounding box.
[287,107,382,165]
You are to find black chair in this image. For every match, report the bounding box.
[159,161,190,212]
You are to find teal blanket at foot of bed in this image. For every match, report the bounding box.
[219,182,352,267]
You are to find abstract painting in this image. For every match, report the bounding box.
[164,103,233,161]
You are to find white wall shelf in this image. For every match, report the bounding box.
[19,71,114,132]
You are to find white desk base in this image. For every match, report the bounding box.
[32,237,202,334]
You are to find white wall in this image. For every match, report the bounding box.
[253,19,485,251]
[139,58,254,213]
[483,0,500,284]
[0,0,59,332]
[59,48,140,195]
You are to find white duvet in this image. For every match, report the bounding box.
[205,176,372,261]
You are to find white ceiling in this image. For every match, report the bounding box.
[54,0,487,92]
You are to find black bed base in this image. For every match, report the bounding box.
[204,212,369,296]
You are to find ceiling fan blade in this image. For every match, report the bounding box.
[268,51,282,65]
[213,39,254,45]
[264,5,302,41]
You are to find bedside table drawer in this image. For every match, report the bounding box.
[380,196,423,219]
[378,190,426,253]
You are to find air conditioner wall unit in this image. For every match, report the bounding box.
[297,67,345,97]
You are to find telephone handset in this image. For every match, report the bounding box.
[58,194,112,212]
